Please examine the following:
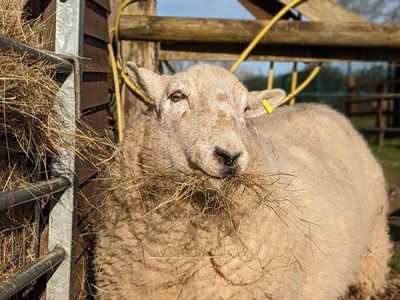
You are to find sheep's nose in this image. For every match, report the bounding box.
[215,148,241,167]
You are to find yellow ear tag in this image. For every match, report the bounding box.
[262,99,274,114]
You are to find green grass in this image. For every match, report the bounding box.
[369,140,400,189]
[389,246,400,274]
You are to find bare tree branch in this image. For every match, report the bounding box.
[337,0,400,23]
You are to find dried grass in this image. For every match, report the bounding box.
[0,45,111,169]
[0,0,112,166]
[0,163,37,282]
[103,162,292,231]
[0,0,113,285]
[0,0,48,48]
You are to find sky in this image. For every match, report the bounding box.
[156,0,296,76]
[156,0,380,78]
[158,0,253,19]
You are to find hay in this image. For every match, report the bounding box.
[103,161,292,230]
[0,41,111,168]
[0,0,111,165]
[0,163,37,282]
[0,0,113,285]
[1,52,62,159]
[0,0,48,48]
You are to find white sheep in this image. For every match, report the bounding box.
[95,63,391,299]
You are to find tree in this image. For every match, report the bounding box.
[337,0,400,23]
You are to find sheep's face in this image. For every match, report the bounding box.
[126,63,285,178]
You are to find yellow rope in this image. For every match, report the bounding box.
[290,62,298,105]
[267,61,274,90]
[108,0,155,142]
[108,43,124,142]
[282,63,322,105]
[117,61,155,105]
[229,0,305,73]
[229,0,321,110]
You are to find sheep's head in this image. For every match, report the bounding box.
[126,62,285,178]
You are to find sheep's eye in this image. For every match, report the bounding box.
[244,106,250,113]
[169,91,186,102]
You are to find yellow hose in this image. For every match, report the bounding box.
[108,43,124,142]
[290,62,298,105]
[108,0,155,142]
[230,0,321,108]
[229,0,305,73]
[282,63,322,105]
[267,61,274,90]
[118,61,155,106]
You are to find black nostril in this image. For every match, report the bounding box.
[215,148,241,167]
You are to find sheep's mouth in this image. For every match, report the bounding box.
[117,165,288,220]
[188,159,240,179]
[220,166,239,178]
[191,163,239,180]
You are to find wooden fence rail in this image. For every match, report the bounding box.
[119,16,400,62]
[346,80,400,146]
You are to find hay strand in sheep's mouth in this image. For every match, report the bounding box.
[103,163,294,229]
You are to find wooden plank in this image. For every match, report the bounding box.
[84,1,110,43]
[87,0,110,13]
[77,158,100,187]
[77,179,99,230]
[74,179,99,298]
[119,16,400,48]
[159,42,400,62]
[358,127,400,133]
[81,109,109,135]
[41,0,56,52]
[81,77,109,112]
[83,35,110,73]
[159,49,327,62]
[76,163,105,298]
[239,0,297,20]
[278,0,365,22]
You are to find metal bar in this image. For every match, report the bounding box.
[0,246,66,299]
[47,1,83,298]
[0,34,73,74]
[0,177,70,211]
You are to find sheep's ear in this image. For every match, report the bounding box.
[125,61,169,106]
[245,89,286,119]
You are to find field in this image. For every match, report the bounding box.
[370,140,400,189]
[369,139,400,299]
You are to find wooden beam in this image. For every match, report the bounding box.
[119,16,400,61]
[239,0,297,20]
[279,0,365,22]
[159,49,317,62]
[119,16,400,48]
[158,42,400,62]
[239,0,363,23]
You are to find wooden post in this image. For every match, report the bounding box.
[393,62,400,129]
[110,0,157,133]
[376,84,385,146]
[346,75,356,119]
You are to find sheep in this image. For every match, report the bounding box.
[95,62,391,300]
